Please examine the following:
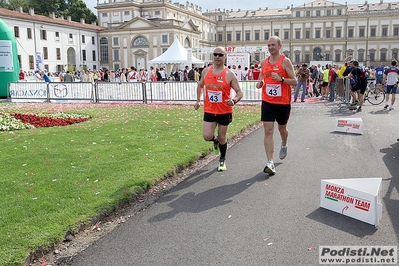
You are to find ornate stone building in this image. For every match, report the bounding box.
[97,0,399,69]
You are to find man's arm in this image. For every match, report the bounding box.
[256,60,265,89]
[194,68,208,110]
[226,70,243,106]
[282,57,298,87]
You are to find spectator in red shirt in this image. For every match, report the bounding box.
[19,69,25,80]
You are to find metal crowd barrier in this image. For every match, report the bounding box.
[6,81,262,103]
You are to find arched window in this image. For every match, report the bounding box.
[184,38,190,48]
[312,47,322,61]
[133,36,149,46]
[100,37,109,62]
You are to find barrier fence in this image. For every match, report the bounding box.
[6,81,262,103]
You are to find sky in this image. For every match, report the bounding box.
[85,0,356,15]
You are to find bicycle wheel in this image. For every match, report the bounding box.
[367,87,385,105]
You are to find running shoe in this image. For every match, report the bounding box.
[263,161,276,175]
[389,106,394,110]
[218,158,226,171]
[279,144,287,160]
[357,106,362,112]
[384,104,389,110]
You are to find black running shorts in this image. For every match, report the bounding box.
[261,101,291,125]
[204,112,233,126]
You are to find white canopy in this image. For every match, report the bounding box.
[149,37,204,65]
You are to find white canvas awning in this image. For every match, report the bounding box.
[149,37,204,65]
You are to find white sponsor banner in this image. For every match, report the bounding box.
[0,40,14,72]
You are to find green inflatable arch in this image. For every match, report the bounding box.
[0,18,19,98]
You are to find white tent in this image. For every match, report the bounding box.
[149,37,204,65]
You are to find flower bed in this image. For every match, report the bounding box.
[0,112,90,131]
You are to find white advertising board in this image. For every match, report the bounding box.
[226,53,250,70]
[334,117,363,134]
[320,178,383,226]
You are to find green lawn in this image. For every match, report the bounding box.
[0,102,261,266]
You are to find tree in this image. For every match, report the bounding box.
[62,0,97,24]
[19,0,97,24]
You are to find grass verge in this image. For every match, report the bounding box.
[0,102,261,266]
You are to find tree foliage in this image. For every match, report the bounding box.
[1,0,97,24]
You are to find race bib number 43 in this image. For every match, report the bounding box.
[208,90,223,103]
[266,84,282,97]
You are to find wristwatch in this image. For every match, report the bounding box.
[281,77,285,82]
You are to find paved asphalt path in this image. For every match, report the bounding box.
[66,100,399,266]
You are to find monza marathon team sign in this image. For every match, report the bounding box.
[320,178,383,226]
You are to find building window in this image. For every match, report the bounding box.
[155,10,160,15]
[56,48,61,60]
[133,36,149,46]
[284,31,289,40]
[55,31,59,41]
[40,30,47,40]
[27,28,32,39]
[236,31,241,41]
[69,33,73,42]
[296,11,300,17]
[92,50,96,61]
[306,10,310,17]
[100,37,108,62]
[295,54,300,63]
[336,28,341,38]
[327,10,331,16]
[325,54,330,61]
[295,30,300,39]
[274,30,279,37]
[370,27,376,37]
[359,28,365,38]
[337,9,342,15]
[29,55,34,69]
[264,31,269,40]
[124,11,129,15]
[381,51,386,61]
[335,53,341,63]
[326,29,330,38]
[393,52,398,60]
[113,50,119,61]
[393,26,399,36]
[113,37,119,46]
[82,35,85,43]
[305,30,310,39]
[162,34,168,44]
[315,29,321,38]
[255,31,260,41]
[43,47,48,59]
[382,26,388,37]
[348,28,353,38]
[14,26,19,37]
[227,32,231,41]
[369,52,375,61]
[102,13,108,17]
[92,36,95,45]
[316,10,320,16]
[218,16,222,21]
[358,52,364,61]
[82,50,86,61]
[218,33,222,42]
[305,54,310,62]
[245,31,250,41]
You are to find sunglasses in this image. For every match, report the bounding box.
[213,53,225,57]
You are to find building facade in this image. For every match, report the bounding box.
[96,0,399,69]
[0,7,105,73]
[1,0,399,72]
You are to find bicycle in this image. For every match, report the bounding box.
[364,80,385,105]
